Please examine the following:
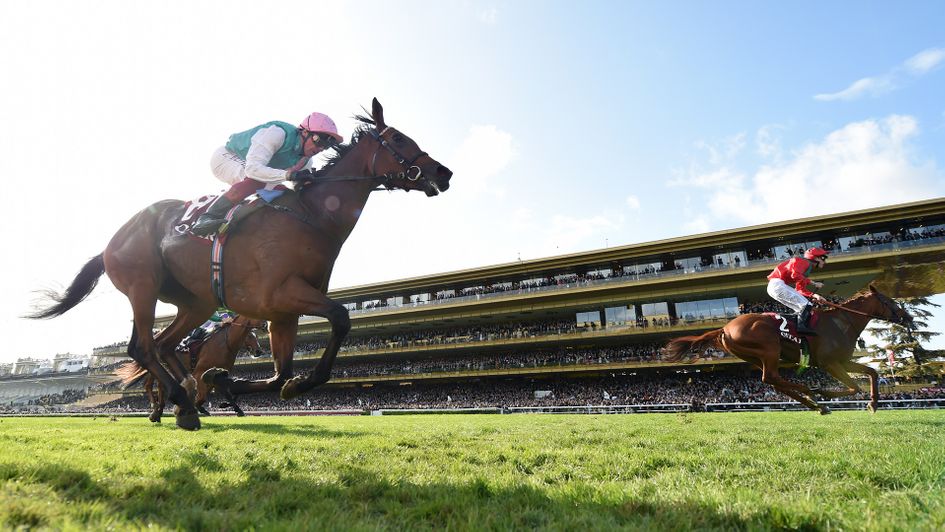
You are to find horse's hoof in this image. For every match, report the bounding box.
[819,406,832,415]
[280,376,304,400]
[148,412,162,423]
[197,405,211,416]
[235,409,246,417]
[201,367,229,386]
[868,403,878,414]
[176,411,201,431]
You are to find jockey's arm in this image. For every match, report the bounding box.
[244,126,312,184]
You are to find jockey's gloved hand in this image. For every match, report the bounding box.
[291,169,316,182]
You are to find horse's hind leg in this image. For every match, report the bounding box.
[154,303,215,402]
[144,375,163,423]
[126,300,201,430]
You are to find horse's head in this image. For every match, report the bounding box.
[364,98,452,196]
[866,284,914,328]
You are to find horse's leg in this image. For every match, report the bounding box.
[812,361,862,401]
[273,280,349,398]
[760,360,828,413]
[207,319,297,398]
[126,300,200,430]
[841,361,880,413]
[144,374,162,423]
[153,304,214,404]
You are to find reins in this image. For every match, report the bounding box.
[818,298,907,324]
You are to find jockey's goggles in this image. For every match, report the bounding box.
[313,133,339,149]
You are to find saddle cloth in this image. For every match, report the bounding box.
[173,186,290,239]
[762,311,820,344]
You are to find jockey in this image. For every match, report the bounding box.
[191,112,344,236]
[766,247,828,335]
[181,309,236,349]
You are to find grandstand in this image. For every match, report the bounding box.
[6,197,945,412]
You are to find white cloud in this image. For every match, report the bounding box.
[626,195,640,209]
[814,76,894,102]
[904,47,945,74]
[449,124,515,197]
[815,47,945,102]
[677,115,942,228]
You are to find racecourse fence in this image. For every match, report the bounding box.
[4,398,944,418]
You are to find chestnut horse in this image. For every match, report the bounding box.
[26,98,452,430]
[663,285,913,414]
[118,315,267,421]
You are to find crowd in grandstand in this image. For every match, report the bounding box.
[75,370,945,415]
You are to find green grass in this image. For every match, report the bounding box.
[1,412,944,530]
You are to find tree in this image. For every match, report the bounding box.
[865,296,942,377]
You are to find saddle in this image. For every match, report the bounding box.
[173,185,293,239]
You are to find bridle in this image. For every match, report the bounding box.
[299,126,431,192]
[368,126,427,184]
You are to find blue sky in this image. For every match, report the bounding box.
[1,1,943,362]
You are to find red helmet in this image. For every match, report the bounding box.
[803,247,829,260]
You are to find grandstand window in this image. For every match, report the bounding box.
[343,302,357,311]
[386,296,403,307]
[909,223,945,236]
[675,297,740,321]
[575,311,601,328]
[435,289,455,300]
[587,268,611,278]
[604,305,634,325]
[640,302,669,316]
[713,250,747,268]
[674,256,703,272]
[623,262,662,277]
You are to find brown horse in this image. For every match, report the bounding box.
[26,98,452,430]
[119,315,268,421]
[663,285,913,414]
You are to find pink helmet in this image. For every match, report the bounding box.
[803,247,829,260]
[300,112,343,144]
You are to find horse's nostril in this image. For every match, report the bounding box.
[438,166,452,179]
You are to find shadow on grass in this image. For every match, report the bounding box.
[198,422,369,439]
[0,461,832,530]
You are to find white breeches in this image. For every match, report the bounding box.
[766,279,810,313]
[210,147,248,186]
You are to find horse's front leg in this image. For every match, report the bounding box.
[275,281,350,399]
[204,319,297,398]
[841,361,881,413]
[761,361,828,414]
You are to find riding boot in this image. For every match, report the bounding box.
[796,304,817,336]
[191,196,236,236]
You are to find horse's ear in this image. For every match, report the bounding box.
[372,98,386,130]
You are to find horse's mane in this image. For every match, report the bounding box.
[820,288,878,314]
[312,113,376,178]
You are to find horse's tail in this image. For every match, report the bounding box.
[115,361,148,388]
[663,329,725,363]
[23,253,105,319]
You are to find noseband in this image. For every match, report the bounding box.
[368,127,428,183]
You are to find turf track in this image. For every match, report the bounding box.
[1,411,943,530]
